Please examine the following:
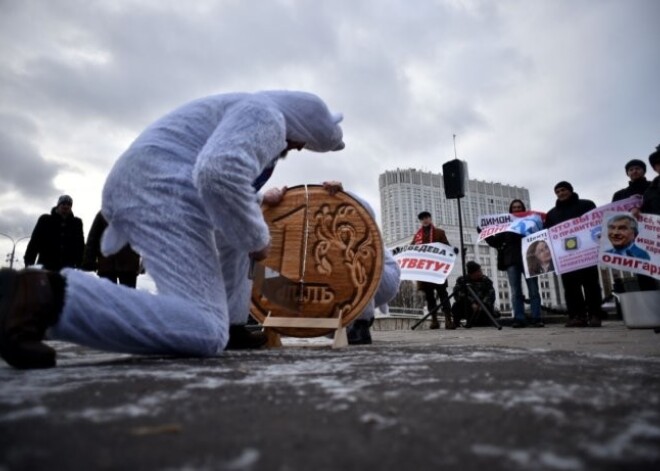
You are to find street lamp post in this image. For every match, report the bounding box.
[0,233,30,269]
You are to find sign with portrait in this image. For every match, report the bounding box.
[598,211,660,280]
[544,195,642,274]
[522,230,556,278]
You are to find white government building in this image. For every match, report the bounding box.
[378,167,565,316]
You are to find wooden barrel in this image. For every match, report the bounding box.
[250,185,384,337]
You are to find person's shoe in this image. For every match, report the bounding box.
[0,269,64,369]
[444,312,456,330]
[564,318,587,328]
[347,320,372,345]
[511,320,527,328]
[588,317,602,327]
[429,319,440,330]
[530,319,545,328]
[225,325,268,350]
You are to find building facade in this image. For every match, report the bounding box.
[379,167,563,315]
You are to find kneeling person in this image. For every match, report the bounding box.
[451,261,496,327]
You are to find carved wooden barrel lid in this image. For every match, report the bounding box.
[250,185,384,337]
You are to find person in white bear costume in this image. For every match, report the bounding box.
[0,91,344,369]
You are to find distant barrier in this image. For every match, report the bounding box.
[374,316,430,331]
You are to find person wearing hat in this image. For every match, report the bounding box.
[612,159,650,202]
[1,90,345,369]
[450,261,495,328]
[544,182,604,327]
[23,194,84,272]
[411,211,455,330]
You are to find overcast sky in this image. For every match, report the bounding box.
[1,0,658,263]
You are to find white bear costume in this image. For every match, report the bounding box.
[49,91,344,356]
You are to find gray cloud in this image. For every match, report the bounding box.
[0,113,61,200]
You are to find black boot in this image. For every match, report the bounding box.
[225,325,268,350]
[444,311,456,330]
[0,269,65,369]
[347,320,372,345]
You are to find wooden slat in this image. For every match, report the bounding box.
[263,317,341,329]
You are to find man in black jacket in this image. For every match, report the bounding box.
[24,195,84,271]
[545,182,604,327]
[638,146,660,291]
[612,159,650,202]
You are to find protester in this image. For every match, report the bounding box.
[23,195,84,271]
[261,181,401,345]
[641,145,660,215]
[411,211,455,330]
[544,181,604,327]
[451,261,496,328]
[526,240,555,275]
[612,159,651,202]
[605,214,650,260]
[82,211,141,287]
[485,199,543,328]
[0,90,345,369]
[638,145,660,291]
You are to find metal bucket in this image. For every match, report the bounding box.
[615,291,660,328]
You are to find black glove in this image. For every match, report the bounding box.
[453,247,460,255]
[476,226,482,234]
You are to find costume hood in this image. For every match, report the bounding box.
[256,91,344,152]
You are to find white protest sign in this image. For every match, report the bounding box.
[392,242,457,284]
[477,211,545,242]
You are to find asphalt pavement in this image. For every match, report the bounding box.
[1,319,659,471]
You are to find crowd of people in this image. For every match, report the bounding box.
[411,147,660,330]
[0,88,657,370]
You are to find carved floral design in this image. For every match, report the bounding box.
[313,203,376,315]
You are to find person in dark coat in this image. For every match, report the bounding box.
[641,146,660,216]
[451,261,496,327]
[411,211,455,330]
[83,211,141,288]
[485,199,543,328]
[612,159,650,202]
[544,182,604,327]
[638,145,660,291]
[24,195,84,271]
